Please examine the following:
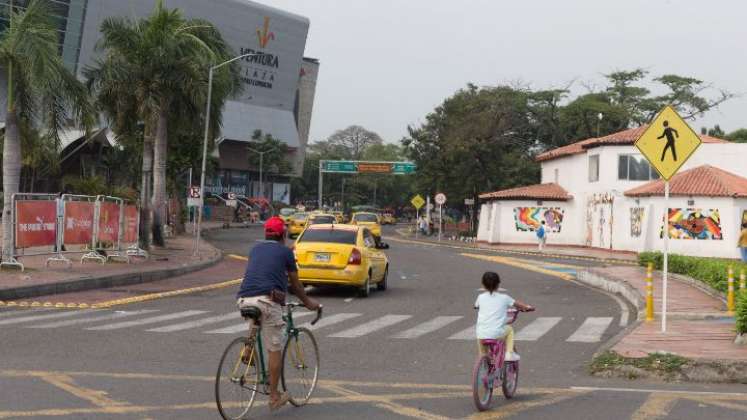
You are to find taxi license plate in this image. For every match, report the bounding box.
[314,253,331,263]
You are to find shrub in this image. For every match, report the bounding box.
[736,290,747,335]
[637,251,747,294]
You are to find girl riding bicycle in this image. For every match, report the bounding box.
[475,272,534,361]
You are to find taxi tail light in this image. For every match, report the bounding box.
[348,248,362,265]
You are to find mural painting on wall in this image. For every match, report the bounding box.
[661,208,723,240]
[630,207,645,238]
[514,207,564,232]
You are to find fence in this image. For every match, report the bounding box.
[0,193,145,271]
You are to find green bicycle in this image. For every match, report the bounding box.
[215,302,323,419]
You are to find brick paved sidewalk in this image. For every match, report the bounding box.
[591,266,745,361]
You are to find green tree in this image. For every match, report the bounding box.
[246,130,292,178]
[1,0,92,262]
[726,128,747,143]
[700,125,726,138]
[86,0,239,247]
[326,125,384,160]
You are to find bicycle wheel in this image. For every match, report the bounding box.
[215,337,260,420]
[472,355,493,411]
[502,361,519,399]
[281,327,320,406]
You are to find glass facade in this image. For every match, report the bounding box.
[0,0,87,72]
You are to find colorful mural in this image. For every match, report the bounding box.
[662,208,723,240]
[514,207,564,232]
[630,207,644,238]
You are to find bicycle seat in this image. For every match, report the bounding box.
[240,306,262,322]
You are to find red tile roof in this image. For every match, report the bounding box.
[479,183,572,201]
[536,125,728,162]
[624,165,747,198]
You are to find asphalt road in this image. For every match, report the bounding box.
[1,226,746,419]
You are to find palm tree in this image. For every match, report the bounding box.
[1,0,92,262]
[86,0,239,247]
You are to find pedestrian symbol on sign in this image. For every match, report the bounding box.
[657,120,679,162]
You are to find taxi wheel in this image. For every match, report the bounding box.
[358,274,371,298]
[377,266,388,291]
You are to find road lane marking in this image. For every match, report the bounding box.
[329,315,412,338]
[146,312,240,332]
[204,311,314,334]
[447,326,475,340]
[29,310,158,329]
[344,298,354,303]
[459,253,574,281]
[569,386,747,397]
[85,310,208,331]
[40,374,129,408]
[91,278,242,308]
[0,310,94,326]
[631,393,679,420]
[515,317,562,341]
[391,316,463,339]
[322,383,450,420]
[0,309,54,318]
[566,317,613,342]
[298,312,362,330]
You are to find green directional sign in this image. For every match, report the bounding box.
[392,162,416,175]
[322,160,358,173]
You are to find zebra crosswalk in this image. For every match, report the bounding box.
[0,308,615,344]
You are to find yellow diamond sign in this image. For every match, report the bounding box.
[410,194,425,210]
[634,105,702,181]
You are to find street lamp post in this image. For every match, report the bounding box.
[246,145,279,200]
[194,53,262,256]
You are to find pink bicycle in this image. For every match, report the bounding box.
[472,308,530,411]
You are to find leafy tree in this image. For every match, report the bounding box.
[700,125,725,138]
[326,125,384,160]
[726,128,747,143]
[1,0,93,262]
[86,0,239,247]
[246,130,292,177]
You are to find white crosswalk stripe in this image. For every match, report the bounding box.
[447,326,475,340]
[391,316,462,339]
[147,312,240,333]
[29,310,158,329]
[566,317,613,343]
[515,317,562,341]
[329,315,411,338]
[298,313,362,330]
[204,311,315,334]
[0,310,94,326]
[0,309,54,318]
[86,310,208,331]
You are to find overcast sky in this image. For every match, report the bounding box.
[260,0,746,143]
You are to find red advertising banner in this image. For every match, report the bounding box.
[98,202,120,244]
[15,200,56,248]
[63,201,94,245]
[123,205,138,243]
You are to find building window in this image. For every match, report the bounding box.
[618,155,660,181]
[588,155,599,182]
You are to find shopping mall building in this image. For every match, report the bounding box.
[1,0,319,204]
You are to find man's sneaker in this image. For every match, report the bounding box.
[505,352,521,362]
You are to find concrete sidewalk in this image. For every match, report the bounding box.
[0,226,225,302]
[588,266,747,361]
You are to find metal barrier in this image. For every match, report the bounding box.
[123,202,148,259]
[82,195,122,264]
[0,193,58,271]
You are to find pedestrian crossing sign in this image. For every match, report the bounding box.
[411,195,425,210]
[634,105,702,181]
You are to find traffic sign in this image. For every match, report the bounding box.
[187,186,201,207]
[411,195,425,209]
[435,193,446,205]
[634,105,702,180]
[391,162,416,175]
[322,161,358,173]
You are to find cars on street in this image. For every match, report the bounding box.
[308,213,337,225]
[278,207,296,225]
[288,212,309,237]
[351,212,382,240]
[294,224,389,297]
[381,213,396,225]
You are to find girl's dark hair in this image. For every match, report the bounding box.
[482,272,500,293]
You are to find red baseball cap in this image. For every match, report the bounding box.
[264,216,286,237]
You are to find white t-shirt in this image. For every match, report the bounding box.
[474,292,515,339]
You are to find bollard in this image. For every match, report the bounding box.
[727,266,735,314]
[646,262,654,321]
[740,269,746,291]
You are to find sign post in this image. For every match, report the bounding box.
[634,105,702,333]
[435,193,446,242]
[411,195,425,238]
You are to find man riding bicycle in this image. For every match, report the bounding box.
[236,216,320,410]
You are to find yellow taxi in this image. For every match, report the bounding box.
[278,207,296,225]
[308,213,337,225]
[331,211,345,224]
[381,213,396,225]
[351,212,382,239]
[288,212,309,237]
[294,224,389,297]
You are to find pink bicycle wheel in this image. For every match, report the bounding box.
[472,355,493,411]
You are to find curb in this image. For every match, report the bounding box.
[0,246,223,302]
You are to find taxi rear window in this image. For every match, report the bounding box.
[354,214,378,222]
[310,216,335,224]
[293,213,307,220]
[299,229,357,244]
[280,208,295,216]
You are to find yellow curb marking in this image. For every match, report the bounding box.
[91,278,242,309]
[227,254,248,261]
[460,253,575,281]
[631,393,679,420]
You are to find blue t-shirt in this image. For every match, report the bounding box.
[237,241,297,298]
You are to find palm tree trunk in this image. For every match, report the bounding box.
[151,106,168,247]
[2,110,21,262]
[139,127,154,250]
